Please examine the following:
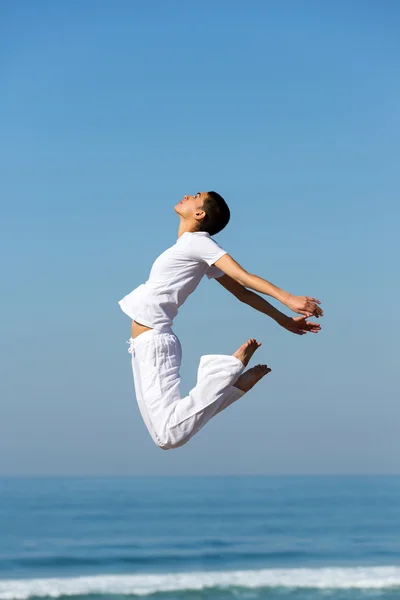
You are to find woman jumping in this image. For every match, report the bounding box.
[119,192,323,449]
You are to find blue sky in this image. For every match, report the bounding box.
[1,0,399,475]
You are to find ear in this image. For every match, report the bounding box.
[194,210,206,221]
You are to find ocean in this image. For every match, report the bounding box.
[0,476,399,600]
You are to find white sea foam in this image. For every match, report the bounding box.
[1,566,400,599]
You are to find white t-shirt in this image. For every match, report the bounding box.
[118,231,227,331]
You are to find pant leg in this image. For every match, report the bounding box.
[128,331,245,450]
[215,385,246,415]
[130,342,167,448]
[196,353,245,416]
[129,330,182,449]
[165,354,245,448]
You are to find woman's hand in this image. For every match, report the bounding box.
[286,295,323,318]
[280,315,322,335]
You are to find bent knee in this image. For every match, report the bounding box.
[149,431,178,450]
[156,432,189,451]
[150,419,193,450]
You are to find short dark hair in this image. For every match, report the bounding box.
[196,191,230,236]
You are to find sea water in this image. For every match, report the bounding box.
[0,476,399,600]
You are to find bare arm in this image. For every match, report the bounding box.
[216,274,321,334]
[214,254,323,318]
[216,274,287,324]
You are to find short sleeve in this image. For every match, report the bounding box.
[206,265,225,280]
[188,233,227,266]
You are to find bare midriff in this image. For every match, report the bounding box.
[131,320,153,339]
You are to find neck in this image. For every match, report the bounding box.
[177,221,199,238]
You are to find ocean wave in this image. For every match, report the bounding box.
[1,566,400,598]
[0,549,306,570]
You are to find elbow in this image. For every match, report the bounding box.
[237,271,252,287]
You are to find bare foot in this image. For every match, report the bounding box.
[234,364,271,393]
[233,338,261,367]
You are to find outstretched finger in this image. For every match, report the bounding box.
[306,306,319,317]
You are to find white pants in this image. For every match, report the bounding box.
[128,329,246,449]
